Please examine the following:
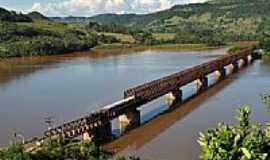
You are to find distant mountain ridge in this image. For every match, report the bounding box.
[0,8,49,22]
[86,0,270,42]
[86,0,270,29]
[48,0,270,39]
[0,7,32,22]
[27,11,48,20]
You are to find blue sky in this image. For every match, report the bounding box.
[0,0,207,16]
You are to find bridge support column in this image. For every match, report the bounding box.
[232,61,239,73]
[219,67,226,80]
[84,121,112,145]
[119,109,140,132]
[247,55,253,63]
[165,89,182,106]
[242,57,249,67]
[197,77,208,93]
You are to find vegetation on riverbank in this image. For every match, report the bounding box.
[0,20,121,58]
[93,43,218,51]
[0,7,122,58]
[198,94,270,160]
[0,140,140,160]
[259,38,270,57]
[227,41,259,54]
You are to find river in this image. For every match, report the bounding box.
[0,48,269,159]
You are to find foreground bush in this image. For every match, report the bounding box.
[260,38,270,55]
[0,140,141,160]
[198,106,270,160]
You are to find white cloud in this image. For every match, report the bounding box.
[29,0,208,17]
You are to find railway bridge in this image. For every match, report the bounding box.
[35,48,259,146]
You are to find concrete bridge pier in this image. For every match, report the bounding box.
[82,121,112,144]
[199,76,208,92]
[218,67,226,80]
[242,57,249,67]
[247,55,252,63]
[119,109,140,132]
[165,89,183,106]
[232,61,239,73]
[194,76,208,94]
[226,64,234,75]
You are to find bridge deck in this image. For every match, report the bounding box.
[124,48,252,102]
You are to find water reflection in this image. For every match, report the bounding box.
[0,49,143,86]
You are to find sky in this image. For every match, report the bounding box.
[0,0,208,17]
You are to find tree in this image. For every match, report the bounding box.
[131,32,156,44]
[260,37,270,53]
[206,37,225,47]
[0,144,33,160]
[262,93,270,109]
[198,95,270,160]
[0,139,140,160]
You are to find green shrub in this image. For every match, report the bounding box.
[262,93,270,109]
[260,38,270,54]
[131,32,156,44]
[0,140,141,160]
[0,7,32,22]
[0,144,33,160]
[198,106,270,160]
[98,34,120,44]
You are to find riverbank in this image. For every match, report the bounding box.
[93,43,219,51]
[91,41,260,56]
[0,43,220,62]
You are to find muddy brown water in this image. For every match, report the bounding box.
[0,48,269,160]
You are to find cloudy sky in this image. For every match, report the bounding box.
[0,0,208,17]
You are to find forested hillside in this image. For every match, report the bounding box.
[0,7,32,22]
[87,0,270,42]
[0,8,120,58]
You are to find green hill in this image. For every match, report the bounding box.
[87,0,270,41]
[0,8,120,58]
[27,11,48,20]
[0,7,32,22]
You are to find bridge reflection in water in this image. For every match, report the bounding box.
[25,48,258,150]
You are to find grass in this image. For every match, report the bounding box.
[17,20,86,34]
[99,32,135,43]
[93,43,218,53]
[99,32,176,43]
[228,41,259,48]
[153,33,176,40]
[227,41,259,54]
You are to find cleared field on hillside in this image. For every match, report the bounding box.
[153,33,176,40]
[99,32,135,43]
